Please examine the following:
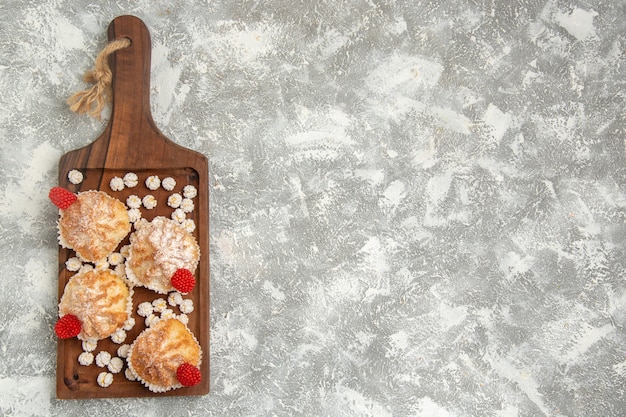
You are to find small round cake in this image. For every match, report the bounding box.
[126,216,200,294]
[127,318,202,392]
[58,269,133,341]
[57,190,131,262]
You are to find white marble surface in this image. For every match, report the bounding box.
[1,0,625,415]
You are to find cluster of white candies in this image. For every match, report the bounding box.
[68,170,198,233]
[65,246,130,279]
[120,173,197,233]
[78,337,135,387]
[137,293,194,328]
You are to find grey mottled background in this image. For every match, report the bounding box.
[1,0,625,416]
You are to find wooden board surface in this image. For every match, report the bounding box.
[56,15,209,399]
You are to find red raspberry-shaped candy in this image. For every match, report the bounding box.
[49,187,77,209]
[54,314,81,339]
[171,268,196,293]
[176,363,201,387]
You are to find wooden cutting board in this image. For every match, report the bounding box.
[56,15,209,399]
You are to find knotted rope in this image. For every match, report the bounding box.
[67,37,131,119]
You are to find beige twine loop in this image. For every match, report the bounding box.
[67,37,131,119]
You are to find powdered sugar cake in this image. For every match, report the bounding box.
[125,216,200,294]
[58,269,133,341]
[127,318,202,393]
[55,16,209,399]
[57,190,131,263]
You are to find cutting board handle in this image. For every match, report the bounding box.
[105,15,157,146]
[60,15,197,171]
